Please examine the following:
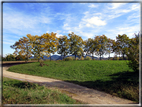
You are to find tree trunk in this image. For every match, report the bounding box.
[123,53,125,60]
[92,53,94,60]
[50,54,51,61]
[100,54,101,60]
[75,54,76,60]
[64,53,66,60]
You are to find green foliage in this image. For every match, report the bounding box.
[84,56,92,60]
[3,54,16,61]
[8,60,138,102]
[3,77,82,104]
[64,57,73,61]
[57,35,70,59]
[126,33,139,72]
[94,35,108,60]
[68,32,84,59]
[113,55,119,60]
[114,34,130,60]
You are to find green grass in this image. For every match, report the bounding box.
[8,60,139,103]
[3,77,83,104]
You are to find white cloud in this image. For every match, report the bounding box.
[106,24,140,39]
[105,3,140,20]
[88,4,98,8]
[131,4,139,10]
[108,3,126,9]
[83,17,106,26]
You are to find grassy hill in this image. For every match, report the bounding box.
[8,60,139,103]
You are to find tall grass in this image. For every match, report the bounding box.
[8,60,139,102]
[3,77,83,104]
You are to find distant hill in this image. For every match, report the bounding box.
[30,55,102,60]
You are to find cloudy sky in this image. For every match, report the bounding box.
[3,1,140,57]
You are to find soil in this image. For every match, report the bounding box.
[2,61,139,105]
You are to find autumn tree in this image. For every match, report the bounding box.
[57,35,70,60]
[84,38,97,60]
[27,34,46,62]
[43,32,58,61]
[106,38,115,59]
[68,32,84,59]
[10,35,32,62]
[115,34,130,60]
[95,35,108,60]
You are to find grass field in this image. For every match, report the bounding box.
[8,60,139,102]
[3,77,83,104]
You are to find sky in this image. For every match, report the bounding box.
[2,1,140,58]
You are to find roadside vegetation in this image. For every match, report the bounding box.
[3,77,83,104]
[3,31,140,104]
[8,60,139,103]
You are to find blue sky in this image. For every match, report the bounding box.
[3,1,140,57]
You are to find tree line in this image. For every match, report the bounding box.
[8,32,140,72]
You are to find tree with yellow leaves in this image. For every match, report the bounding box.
[43,32,58,61]
[68,32,84,59]
[106,38,115,59]
[95,35,108,60]
[84,38,98,60]
[10,35,32,62]
[115,34,130,60]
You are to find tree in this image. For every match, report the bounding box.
[3,54,15,61]
[126,33,140,72]
[43,32,58,61]
[68,32,84,59]
[84,38,97,60]
[115,34,130,60]
[27,34,46,62]
[95,35,108,60]
[10,35,32,62]
[106,38,115,59]
[57,35,70,60]
[112,40,121,58]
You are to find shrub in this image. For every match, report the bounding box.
[126,33,139,72]
[84,56,92,60]
[80,57,84,60]
[39,59,44,63]
[74,57,79,60]
[113,55,119,60]
[57,59,62,61]
[3,54,16,61]
[64,57,73,61]
[45,59,50,61]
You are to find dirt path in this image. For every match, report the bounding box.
[2,63,138,105]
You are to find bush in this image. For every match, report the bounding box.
[3,54,16,61]
[45,59,50,61]
[64,57,73,61]
[80,57,84,60]
[113,55,119,60]
[74,57,79,60]
[39,59,44,63]
[84,56,92,60]
[126,33,139,72]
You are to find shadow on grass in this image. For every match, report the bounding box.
[2,62,35,67]
[65,70,139,102]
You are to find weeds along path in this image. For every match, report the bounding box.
[3,63,137,105]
